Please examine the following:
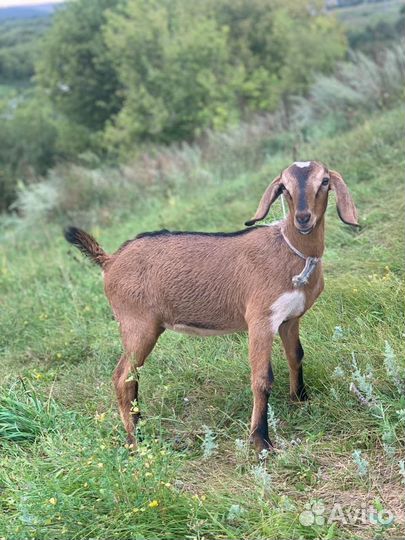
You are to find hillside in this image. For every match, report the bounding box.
[0,104,404,539]
[0,3,62,21]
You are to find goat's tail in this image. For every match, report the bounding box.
[64,226,110,268]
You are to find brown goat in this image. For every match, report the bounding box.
[64,161,358,451]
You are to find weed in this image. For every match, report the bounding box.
[352,450,369,477]
[201,425,217,459]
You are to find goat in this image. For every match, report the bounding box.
[64,161,358,452]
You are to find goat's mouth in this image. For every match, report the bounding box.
[296,223,315,235]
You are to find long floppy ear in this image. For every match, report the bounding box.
[245,175,282,226]
[329,170,359,227]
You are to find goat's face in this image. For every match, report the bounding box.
[281,161,330,235]
[245,161,359,232]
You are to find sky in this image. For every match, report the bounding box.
[0,0,65,7]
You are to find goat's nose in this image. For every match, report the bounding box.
[296,212,311,225]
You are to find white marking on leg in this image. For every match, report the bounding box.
[294,161,311,168]
[270,291,305,333]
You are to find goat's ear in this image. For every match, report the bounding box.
[245,175,282,226]
[329,170,359,227]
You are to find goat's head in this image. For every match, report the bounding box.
[245,161,359,233]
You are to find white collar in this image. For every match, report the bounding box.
[279,226,321,288]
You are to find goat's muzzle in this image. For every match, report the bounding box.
[294,212,315,235]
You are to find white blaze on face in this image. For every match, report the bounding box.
[294,161,311,168]
[270,290,306,333]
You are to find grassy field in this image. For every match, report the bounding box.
[0,106,404,539]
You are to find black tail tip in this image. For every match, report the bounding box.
[64,226,82,246]
[245,219,256,227]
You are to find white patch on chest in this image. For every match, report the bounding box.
[270,291,306,333]
[294,161,311,168]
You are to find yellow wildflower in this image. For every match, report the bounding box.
[48,497,57,505]
[148,500,159,508]
[94,412,106,423]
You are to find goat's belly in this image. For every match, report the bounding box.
[162,323,240,337]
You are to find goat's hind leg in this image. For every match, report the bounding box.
[113,354,140,445]
[113,321,162,446]
[279,318,308,402]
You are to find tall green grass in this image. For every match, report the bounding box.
[0,382,58,442]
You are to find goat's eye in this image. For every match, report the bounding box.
[321,177,329,186]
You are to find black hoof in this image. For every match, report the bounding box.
[290,386,309,402]
[249,433,274,454]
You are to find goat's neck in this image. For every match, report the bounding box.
[282,215,325,259]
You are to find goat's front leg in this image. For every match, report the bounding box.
[248,322,274,452]
[279,317,308,401]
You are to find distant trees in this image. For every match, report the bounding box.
[347,6,405,55]
[0,18,50,82]
[0,97,58,211]
[36,0,123,132]
[36,0,346,152]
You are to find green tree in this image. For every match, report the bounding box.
[36,0,122,132]
[36,0,346,151]
[215,0,347,116]
[104,0,346,148]
[103,0,242,150]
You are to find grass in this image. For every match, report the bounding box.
[0,106,404,539]
[0,382,58,442]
